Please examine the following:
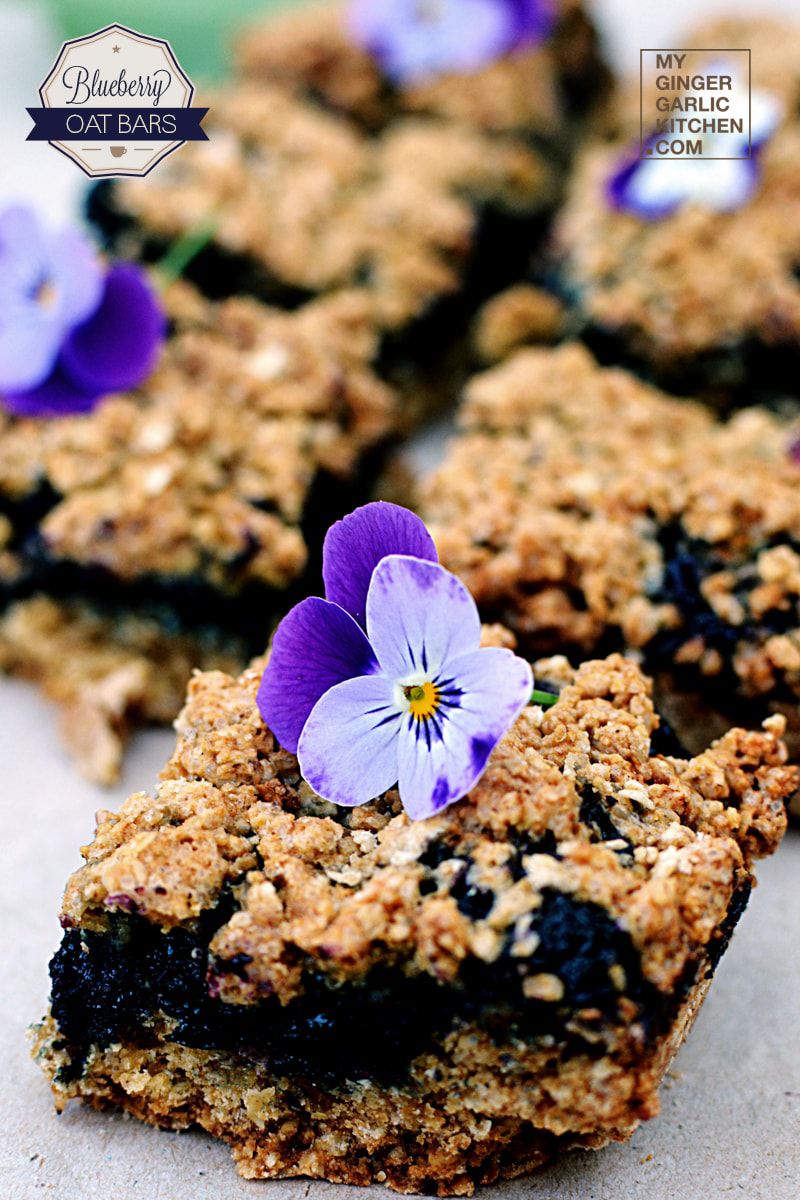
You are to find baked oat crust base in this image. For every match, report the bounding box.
[34,645,794,1191]
[35,971,710,1196]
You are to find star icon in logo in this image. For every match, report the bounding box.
[112,44,120,53]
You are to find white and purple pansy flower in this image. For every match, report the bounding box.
[348,0,554,86]
[258,502,533,820]
[0,205,165,418]
[608,86,783,220]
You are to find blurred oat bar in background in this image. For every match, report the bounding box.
[422,342,800,772]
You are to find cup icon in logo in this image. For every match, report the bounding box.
[110,146,127,158]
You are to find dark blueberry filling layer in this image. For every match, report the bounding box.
[87,181,553,383]
[551,8,613,119]
[0,452,385,650]
[420,828,561,896]
[648,717,691,760]
[9,546,284,652]
[578,784,634,861]
[449,863,495,920]
[0,484,60,553]
[705,880,752,973]
[578,319,800,410]
[50,889,666,1089]
[649,524,743,663]
[648,523,800,671]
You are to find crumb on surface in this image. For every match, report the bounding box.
[0,596,245,784]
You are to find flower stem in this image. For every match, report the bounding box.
[530,689,558,708]
[155,219,217,286]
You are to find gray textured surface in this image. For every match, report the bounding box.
[1,674,799,1200]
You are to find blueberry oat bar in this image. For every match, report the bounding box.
[0,597,241,784]
[235,0,608,139]
[552,19,800,400]
[89,0,610,360]
[0,285,396,776]
[89,81,557,356]
[34,645,793,1193]
[422,343,800,762]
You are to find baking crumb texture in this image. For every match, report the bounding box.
[0,285,394,598]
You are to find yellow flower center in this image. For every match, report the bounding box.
[35,280,58,311]
[404,680,441,721]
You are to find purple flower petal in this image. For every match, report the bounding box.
[395,722,471,821]
[396,647,532,819]
[610,150,761,220]
[366,555,481,681]
[49,227,104,329]
[0,208,105,397]
[0,213,101,333]
[298,674,401,806]
[348,0,518,85]
[0,308,64,393]
[608,79,781,221]
[509,0,555,47]
[445,645,534,735]
[322,501,438,628]
[0,206,47,296]
[58,263,165,396]
[2,362,99,418]
[606,137,680,220]
[258,597,379,754]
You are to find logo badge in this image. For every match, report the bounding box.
[27,23,208,178]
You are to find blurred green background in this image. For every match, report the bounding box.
[51,0,313,81]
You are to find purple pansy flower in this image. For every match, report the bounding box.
[0,205,165,418]
[608,87,783,220]
[348,0,554,86]
[258,502,533,820]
